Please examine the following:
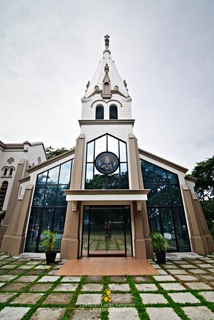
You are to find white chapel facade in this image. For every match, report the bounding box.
[1,36,213,258]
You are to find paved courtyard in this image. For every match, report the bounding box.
[0,252,213,319]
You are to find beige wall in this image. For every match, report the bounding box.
[1,184,34,255]
[60,135,85,259]
[0,159,29,246]
[182,185,214,254]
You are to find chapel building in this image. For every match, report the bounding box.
[1,36,213,258]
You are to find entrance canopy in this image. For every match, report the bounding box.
[65,189,149,200]
[65,189,150,208]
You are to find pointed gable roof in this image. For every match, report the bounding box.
[84,35,129,98]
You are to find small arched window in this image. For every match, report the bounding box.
[3,168,8,176]
[96,105,104,120]
[0,181,8,210]
[9,167,14,176]
[109,105,118,119]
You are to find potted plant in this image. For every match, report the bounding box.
[151,232,169,264]
[41,230,57,264]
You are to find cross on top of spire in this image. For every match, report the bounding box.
[104,35,110,49]
[103,35,111,54]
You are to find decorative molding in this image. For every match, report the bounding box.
[79,119,135,126]
[7,157,15,164]
[91,99,123,108]
[71,201,77,212]
[137,201,143,211]
[27,148,75,174]
[185,175,197,183]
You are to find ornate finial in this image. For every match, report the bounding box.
[104,35,110,49]
[86,81,90,89]
[123,80,128,89]
[104,63,109,73]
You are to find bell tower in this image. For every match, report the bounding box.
[61,36,152,260]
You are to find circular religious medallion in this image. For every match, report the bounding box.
[95,152,119,174]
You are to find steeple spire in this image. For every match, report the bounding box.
[84,35,130,99]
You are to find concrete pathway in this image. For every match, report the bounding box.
[0,252,213,319]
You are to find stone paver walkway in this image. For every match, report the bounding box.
[0,252,213,319]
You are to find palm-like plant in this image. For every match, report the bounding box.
[41,230,56,252]
[151,232,169,253]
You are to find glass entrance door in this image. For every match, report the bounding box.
[82,206,132,257]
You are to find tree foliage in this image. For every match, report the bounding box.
[45,146,69,160]
[191,156,214,201]
[191,155,214,238]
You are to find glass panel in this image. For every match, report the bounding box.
[37,172,48,184]
[124,206,132,256]
[25,208,42,252]
[173,207,190,252]
[38,209,55,251]
[109,105,118,119]
[158,185,171,205]
[82,206,131,257]
[119,141,127,162]
[47,167,60,184]
[53,208,66,251]
[59,161,71,184]
[148,208,161,232]
[33,186,45,207]
[107,207,124,254]
[85,164,94,189]
[108,135,118,156]
[142,161,156,184]
[120,171,129,189]
[44,186,57,206]
[26,160,72,253]
[88,207,126,256]
[93,173,106,189]
[95,135,106,157]
[155,167,168,183]
[108,169,119,189]
[171,185,182,205]
[56,185,67,206]
[82,207,89,256]
[86,164,93,181]
[96,105,104,119]
[168,172,179,184]
[89,208,106,255]
[120,163,127,175]
[147,186,159,206]
[160,208,177,251]
[87,141,94,162]
[142,159,190,253]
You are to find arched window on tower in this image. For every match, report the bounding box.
[109,105,118,119]
[9,167,14,176]
[3,168,8,176]
[96,105,104,120]
[0,181,8,210]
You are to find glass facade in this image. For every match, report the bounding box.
[25,160,73,252]
[85,134,129,189]
[141,159,190,252]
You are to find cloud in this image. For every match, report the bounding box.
[0,0,213,172]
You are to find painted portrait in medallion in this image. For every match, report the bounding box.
[95,152,119,174]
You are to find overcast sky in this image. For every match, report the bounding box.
[0,0,213,173]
